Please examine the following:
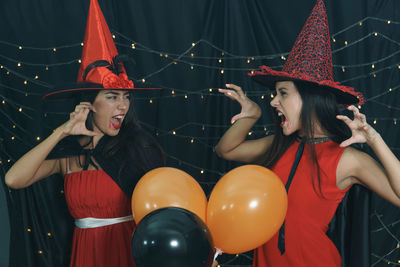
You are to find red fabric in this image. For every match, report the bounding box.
[77,0,119,85]
[253,140,350,267]
[42,0,161,101]
[76,0,135,89]
[103,73,134,89]
[64,170,136,267]
[249,0,364,105]
[281,0,333,82]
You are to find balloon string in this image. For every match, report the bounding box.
[213,248,223,261]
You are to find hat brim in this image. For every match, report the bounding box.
[42,83,162,101]
[249,67,364,106]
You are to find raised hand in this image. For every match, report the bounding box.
[218,84,261,124]
[60,102,98,137]
[336,105,378,147]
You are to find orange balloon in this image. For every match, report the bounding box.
[207,165,287,254]
[132,167,207,224]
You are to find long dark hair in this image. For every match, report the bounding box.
[259,81,351,196]
[77,90,165,174]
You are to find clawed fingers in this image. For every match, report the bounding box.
[219,83,250,104]
[336,115,352,125]
[73,106,88,114]
[218,88,239,101]
[72,107,90,116]
[347,105,361,118]
[358,113,366,124]
[231,113,242,124]
[74,102,96,113]
[347,105,367,124]
[225,83,246,97]
[70,104,92,122]
[339,138,352,147]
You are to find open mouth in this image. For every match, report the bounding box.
[277,111,288,127]
[110,115,124,129]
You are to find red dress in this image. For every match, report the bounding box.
[253,140,350,267]
[64,169,136,267]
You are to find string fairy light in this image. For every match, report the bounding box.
[370,211,400,266]
[0,16,396,65]
[1,15,400,266]
[1,30,400,82]
[165,153,224,178]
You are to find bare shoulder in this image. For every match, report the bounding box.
[336,146,371,189]
[337,146,383,189]
[340,146,363,161]
[339,145,370,166]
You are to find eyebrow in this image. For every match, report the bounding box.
[103,91,130,95]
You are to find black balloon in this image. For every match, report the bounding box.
[131,207,215,267]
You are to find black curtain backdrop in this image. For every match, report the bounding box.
[0,0,399,266]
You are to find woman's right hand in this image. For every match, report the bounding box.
[219,84,261,124]
[59,102,98,137]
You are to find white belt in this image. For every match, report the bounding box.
[75,215,134,229]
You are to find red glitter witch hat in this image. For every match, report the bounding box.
[43,0,159,101]
[249,0,364,105]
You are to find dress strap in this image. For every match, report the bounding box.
[66,157,72,174]
[74,215,134,229]
[278,141,305,254]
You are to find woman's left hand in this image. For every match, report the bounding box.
[336,105,378,147]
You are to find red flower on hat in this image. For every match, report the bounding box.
[103,73,134,89]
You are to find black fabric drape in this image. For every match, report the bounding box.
[327,185,371,267]
[5,174,74,267]
[1,1,399,266]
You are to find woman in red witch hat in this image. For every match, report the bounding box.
[5,0,164,267]
[215,0,400,266]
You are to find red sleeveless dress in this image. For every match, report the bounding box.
[253,140,349,267]
[64,169,136,267]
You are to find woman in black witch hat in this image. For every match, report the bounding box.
[215,1,400,267]
[5,0,164,266]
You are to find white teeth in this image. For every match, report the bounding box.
[113,115,123,119]
[278,112,283,117]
